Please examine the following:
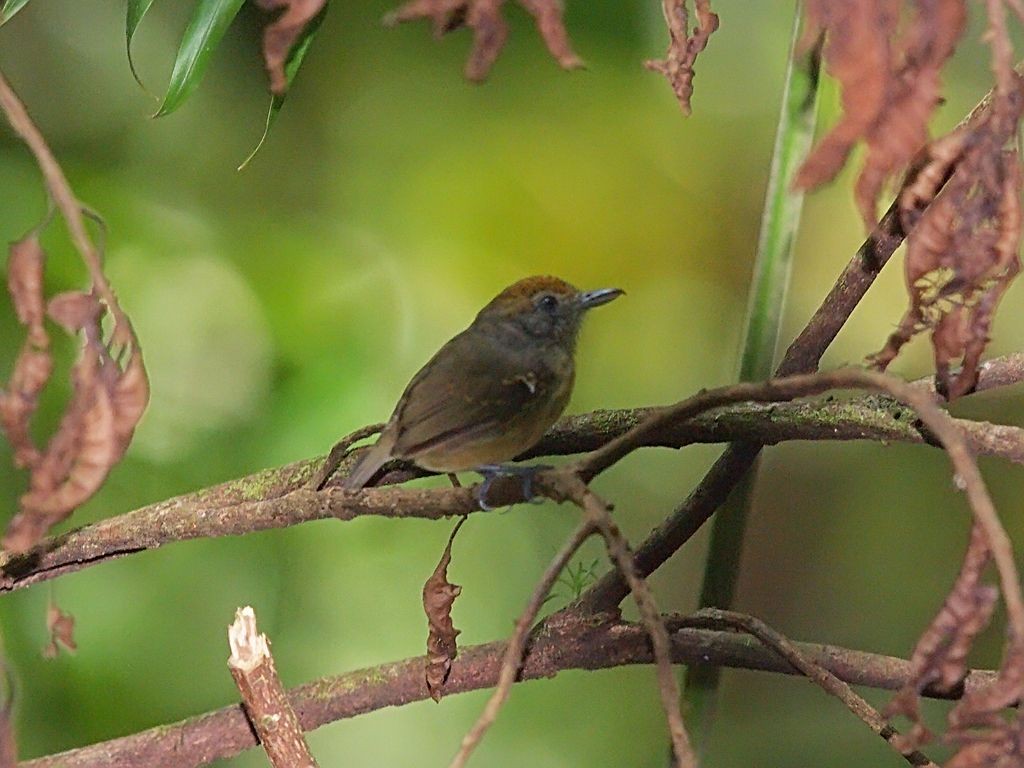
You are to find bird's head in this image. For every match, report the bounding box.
[475,275,623,347]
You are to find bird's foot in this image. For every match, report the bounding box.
[474,464,553,511]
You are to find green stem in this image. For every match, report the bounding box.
[681,2,822,758]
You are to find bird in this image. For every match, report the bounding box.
[340,275,623,503]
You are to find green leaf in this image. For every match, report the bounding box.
[238,4,328,171]
[682,0,823,757]
[155,0,246,118]
[0,0,32,26]
[126,0,159,92]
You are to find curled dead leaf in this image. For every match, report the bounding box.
[43,600,77,659]
[0,84,150,555]
[884,523,994,748]
[945,642,1024,767]
[898,128,968,232]
[423,517,466,701]
[945,717,1024,768]
[4,327,149,553]
[644,0,719,115]
[0,348,52,469]
[950,640,1024,728]
[111,352,150,447]
[0,235,51,471]
[795,0,966,227]
[7,234,46,343]
[871,122,1022,398]
[46,291,101,334]
[385,0,582,82]
[256,0,327,95]
[869,0,1023,399]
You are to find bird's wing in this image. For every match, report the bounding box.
[389,328,548,461]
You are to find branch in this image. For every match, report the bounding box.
[449,520,595,767]
[227,607,319,768]
[24,363,1020,767]
[581,367,1024,648]
[545,474,694,766]
[577,65,1024,614]
[21,612,1004,768]
[0,71,125,330]
[577,199,908,613]
[3,353,1022,595]
[0,69,149,552]
[685,609,937,767]
[533,351,1024,460]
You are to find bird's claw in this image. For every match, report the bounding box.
[474,464,553,510]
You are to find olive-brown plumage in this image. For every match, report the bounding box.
[343,276,622,489]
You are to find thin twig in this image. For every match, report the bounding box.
[578,198,907,613]
[21,613,1008,768]
[546,475,695,767]
[0,70,134,345]
[310,422,384,490]
[227,607,319,768]
[684,609,937,767]
[577,64,1024,615]
[449,520,595,768]
[583,368,1024,643]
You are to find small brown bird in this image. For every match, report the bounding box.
[343,276,623,501]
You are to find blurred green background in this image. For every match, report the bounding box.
[1,1,1023,766]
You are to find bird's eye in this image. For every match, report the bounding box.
[537,294,559,312]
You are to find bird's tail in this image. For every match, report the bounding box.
[342,440,392,490]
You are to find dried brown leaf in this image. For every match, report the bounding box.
[256,0,327,95]
[0,347,51,468]
[2,231,149,553]
[946,644,1024,767]
[871,87,1022,398]
[111,352,149,448]
[869,1,1024,397]
[885,523,995,747]
[645,0,719,115]
[423,517,466,701]
[4,346,109,553]
[385,0,582,82]
[898,128,969,231]
[855,0,967,224]
[7,234,46,344]
[463,0,509,82]
[0,235,52,470]
[518,0,585,71]
[796,0,897,196]
[42,600,76,658]
[46,291,101,334]
[946,720,1024,768]
[3,323,148,553]
[796,0,967,227]
[0,72,150,554]
[950,641,1024,732]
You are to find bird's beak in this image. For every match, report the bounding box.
[577,287,625,310]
